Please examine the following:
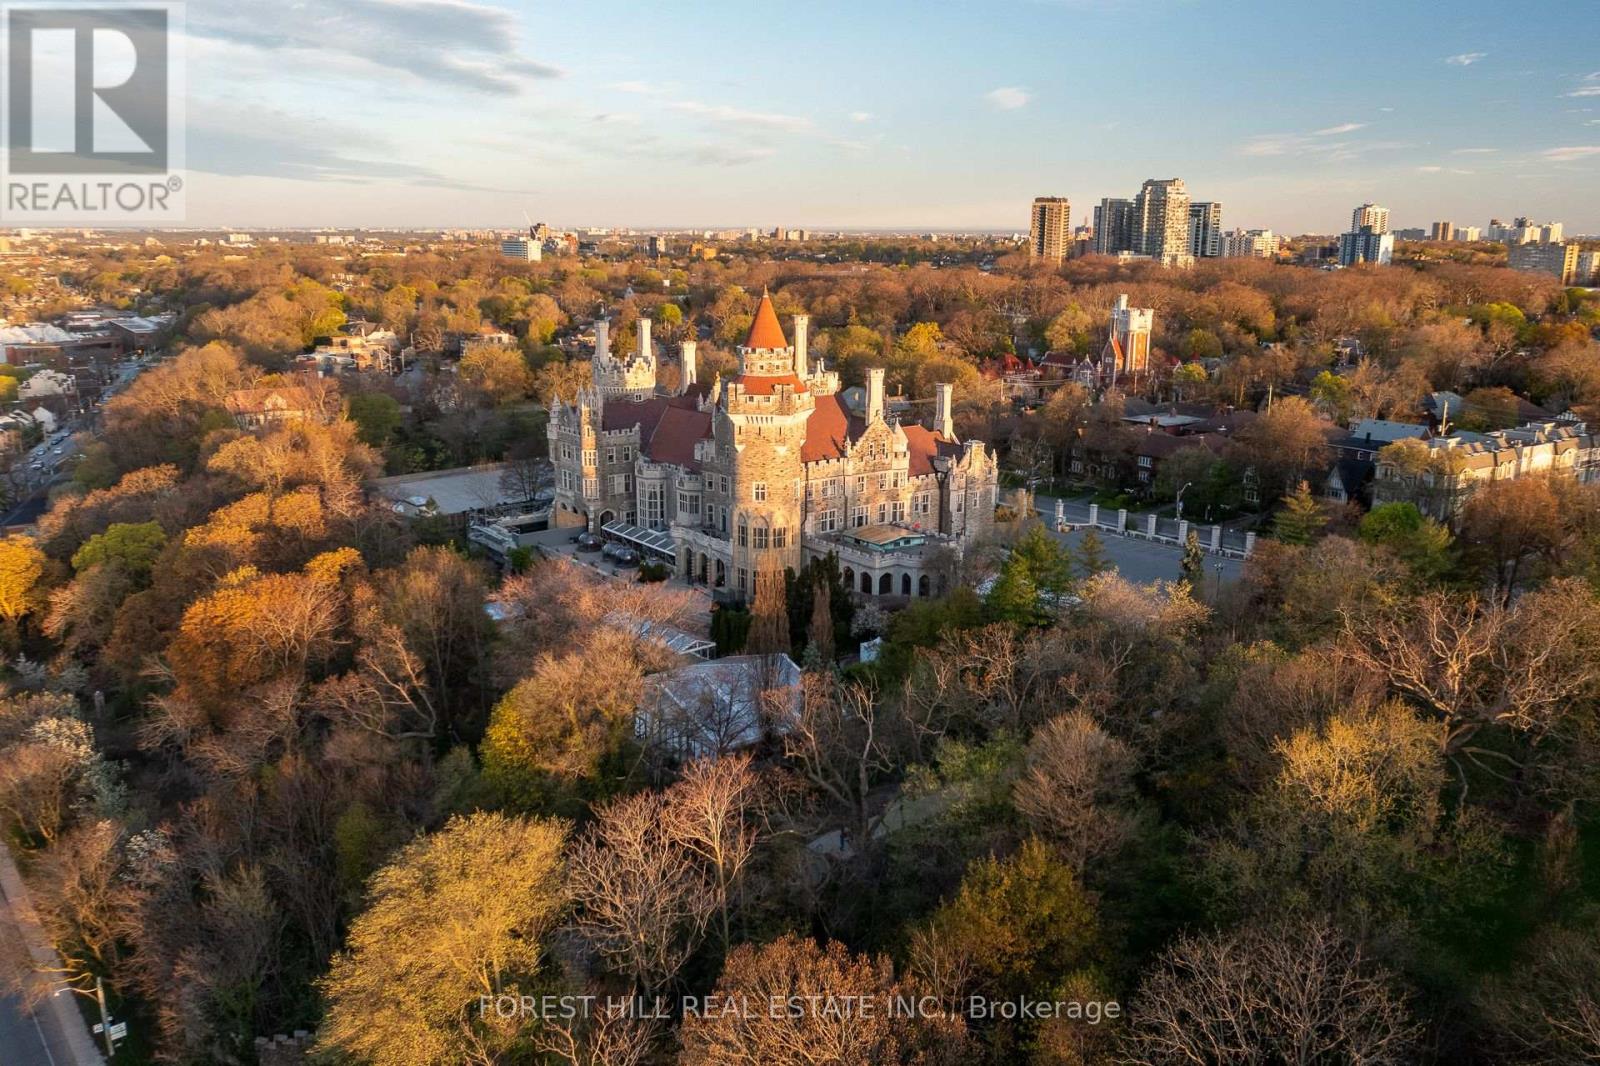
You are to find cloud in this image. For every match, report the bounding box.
[985,87,1032,110]
[1451,147,1499,154]
[189,0,559,94]
[1240,121,1395,161]
[1445,52,1487,66]
[664,100,814,133]
[188,103,505,190]
[1541,145,1600,161]
[682,144,777,167]
[849,111,872,123]
[612,80,664,95]
[1416,165,1443,172]
[1567,87,1600,98]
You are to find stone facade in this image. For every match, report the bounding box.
[547,294,1000,601]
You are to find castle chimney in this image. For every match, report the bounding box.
[935,382,954,439]
[638,317,653,363]
[866,367,885,424]
[681,340,697,393]
[595,319,610,360]
[793,313,809,377]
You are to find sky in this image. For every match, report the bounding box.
[178,0,1600,233]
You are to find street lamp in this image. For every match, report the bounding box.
[1175,481,1193,522]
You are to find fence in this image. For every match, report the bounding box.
[1035,499,1255,559]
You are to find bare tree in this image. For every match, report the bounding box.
[768,672,896,844]
[1123,918,1420,1065]
[1338,580,1600,768]
[567,789,715,997]
[666,755,762,950]
[534,1007,658,1066]
[1013,710,1138,872]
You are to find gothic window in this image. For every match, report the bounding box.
[753,482,768,501]
[737,520,748,547]
[773,527,787,548]
[753,527,769,550]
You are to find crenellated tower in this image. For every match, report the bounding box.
[591,317,658,400]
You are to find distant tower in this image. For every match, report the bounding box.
[1103,293,1153,382]
[1028,197,1071,261]
[716,291,812,596]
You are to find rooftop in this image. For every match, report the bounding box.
[369,463,521,516]
[744,291,788,350]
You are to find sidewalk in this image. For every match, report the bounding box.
[0,841,106,1065]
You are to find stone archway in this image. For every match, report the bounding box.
[900,573,912,596]
[860,571,873,595]
[878,573,893,596]
[918,574,930,597]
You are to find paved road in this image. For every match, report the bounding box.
[1047,524,1243,588]
[0,873,84,1066]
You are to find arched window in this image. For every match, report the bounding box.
[861,572,873,594]
[900,573,911,596]
[879,573,893,595]
[843,567,854,588]
[918,575,930,597]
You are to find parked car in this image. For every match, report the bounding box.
[575,533,604,553]
[611,547,640,568]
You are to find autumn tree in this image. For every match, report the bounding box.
[319,813,568,1066]
[681,934,971,1066]
[481,632,658,811]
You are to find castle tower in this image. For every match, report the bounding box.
[591,315,658,400]
[716,291,812,596]
[1103,293,1153,381]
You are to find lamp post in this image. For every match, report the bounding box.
[1175,481,1193,522]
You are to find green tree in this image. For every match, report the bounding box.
[1180,530,1205,586]
[1272,481,1326,545]
[1074,529,1111,579]
[1310,369,1353,421]
[1171,361,1209,398]
[1180,328,1223,361]
[1358,502,1454,583]
[70,521,166,579]
[985,556,1040,626]
[319,812,569,1066]
[1010,523,1073,600]
[346,391,403,448]
[913,838,1101,1004]
[1045,303,1094,353]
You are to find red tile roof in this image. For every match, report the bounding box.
[645,405,713,469]
[802,394,862,462]
[902,424,962,476]
[601,396,668,435]
[745,293,788,349]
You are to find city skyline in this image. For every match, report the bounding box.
[171,1,1599,232]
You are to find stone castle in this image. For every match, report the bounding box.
[547,292,999,601]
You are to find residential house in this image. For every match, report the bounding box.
[1371,420,1599,520]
